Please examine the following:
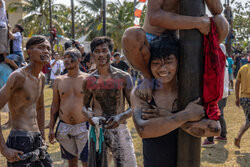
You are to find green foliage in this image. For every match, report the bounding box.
[231,0,250,46]
[7,0,70,37]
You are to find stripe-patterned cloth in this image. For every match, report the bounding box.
[134,0,147,26]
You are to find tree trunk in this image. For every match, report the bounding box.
[177,0,205,167]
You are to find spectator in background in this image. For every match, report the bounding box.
[240,54,248,67]
[50,25,57,47]
[80,52,91,73]
[234,57,250,148]
[0,0,8,59]
[111,52,130,72]
[6,24,24,69]
[0,55,13,129]
[42,60,51,84]
[50,52,64,87]
[227,55,234,91]
[234,53,241,78]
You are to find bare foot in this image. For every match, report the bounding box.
[1,122,11,129]
[234,138,240,148]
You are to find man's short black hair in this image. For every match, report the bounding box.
[113,52,120,58]
[150,34,179,62]
[64,47,81,59]
[90,36,113,52]
[26,36,47,50]
[15,24,24,33]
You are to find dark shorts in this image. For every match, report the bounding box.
[240,98,250,122]
[6,130,53,167]
[60,141,88,162]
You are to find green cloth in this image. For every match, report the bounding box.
[89,126,104,155]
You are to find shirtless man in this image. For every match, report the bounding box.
[48,48,89,167]
[0,36,53,166]
[131,35,221,167]
[122,0,229,99]
[82,37,137,167]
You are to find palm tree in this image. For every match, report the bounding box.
[107,0,134,50]
[77,0,103,40]
[7,0,70,37]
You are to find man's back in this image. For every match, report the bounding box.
[237,64,250,98]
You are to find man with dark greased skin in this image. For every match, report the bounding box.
[82,37,137,167]
[49,48,89,167]
[122,0,229,100]
[131,35,221,167]
[0,36,53,166]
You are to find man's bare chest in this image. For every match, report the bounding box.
[12,78,42,103]
[58,79,84,98]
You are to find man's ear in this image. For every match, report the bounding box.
[26,49,31,58]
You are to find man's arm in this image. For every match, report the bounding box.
[147,0,210,35]
[205,0,223,15]
[48,78,60,144]
[0,72,25,161]
[36,74,46,139]
[120,74,133,120]
[82,77,94,121]
[131,89,204,138]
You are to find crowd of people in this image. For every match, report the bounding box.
[0,0,249,167]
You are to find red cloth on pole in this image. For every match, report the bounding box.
[203,18,226,120]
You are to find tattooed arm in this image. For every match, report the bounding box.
[48,78,60,144]
[82,77,94,123]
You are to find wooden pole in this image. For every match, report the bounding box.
[177,0,205,167]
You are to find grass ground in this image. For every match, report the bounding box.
[0,85,249,167]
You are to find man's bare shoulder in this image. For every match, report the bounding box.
[112,66,130,78]
[79,71,90,78]
[7,68,26,86]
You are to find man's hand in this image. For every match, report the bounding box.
[105,115,121,129]
[2,147,23,163]
[141,107,172,120]
[184,98,205,122]
[48,129,56,144]
[198,15,210,35]
[235,98,240,107]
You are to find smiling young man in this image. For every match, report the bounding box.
[122,0,228,101]
[0,36,53,166]
[48,48,89,167]
[82,37,137,167]
[131,35,221,167]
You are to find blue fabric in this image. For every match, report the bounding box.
[13,32,22,52]
[60,142,88,162]
[6,51,24,67]
[227,57,234,74]
[241,58,248,67]
[146,33,158,43]
[0,63,12,88]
